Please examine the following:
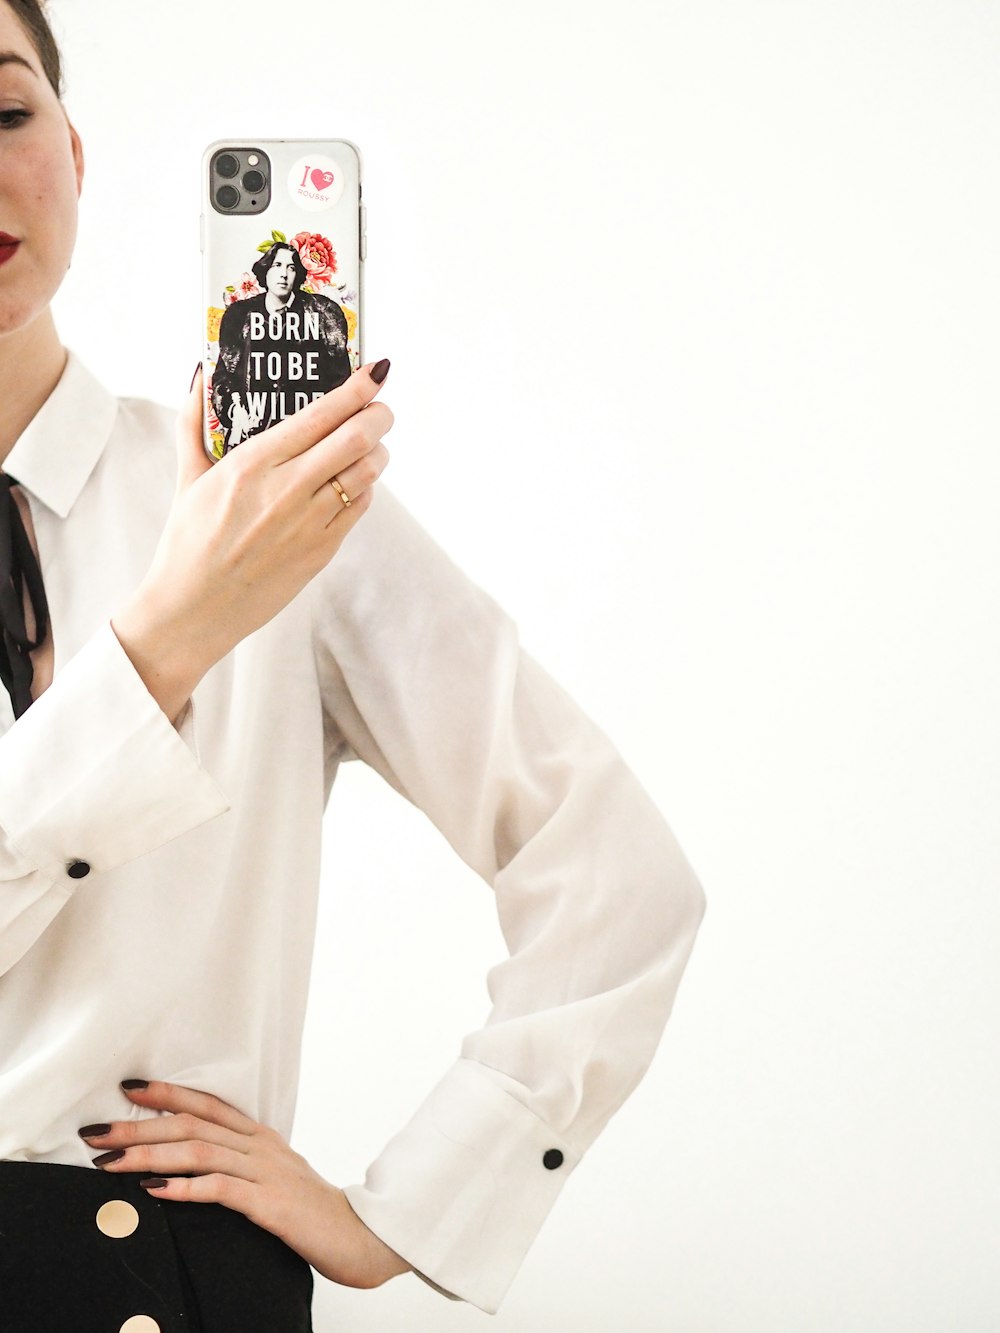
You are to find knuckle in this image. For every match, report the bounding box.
[358,455,380,486]
[220,442,248,474]
[363,401,393,433]
[191,1139,213,1167]
[218,455,251,499]
[202,1172,227,1201]
[337,424,366,456]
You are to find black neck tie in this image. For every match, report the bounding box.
[0,473,49,719]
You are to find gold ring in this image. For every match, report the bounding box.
[330,477,352,506]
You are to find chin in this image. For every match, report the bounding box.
[0,273,63,340]
[0,297,40,340]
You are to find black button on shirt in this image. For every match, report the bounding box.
[67,860,91,878]
[542,1149,563,1170]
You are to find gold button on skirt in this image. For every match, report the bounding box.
[96,1198,140,1239]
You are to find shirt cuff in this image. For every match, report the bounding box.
[410,1268,463,1302]
[0,618,231,876]
[342,1058,582,1315]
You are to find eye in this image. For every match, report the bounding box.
[0,109,32,129]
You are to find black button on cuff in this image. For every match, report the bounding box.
[67,860,91,879]
[542,1148,564,1170]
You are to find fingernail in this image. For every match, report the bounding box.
[121,1079,148,1090]
[369,358,390,385]
[140,1178,169,1189]
[92,1149,126,1166]
[189,361,202,391]
[78,1123,111,1139]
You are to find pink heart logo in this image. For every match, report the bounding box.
[310,168,334,192]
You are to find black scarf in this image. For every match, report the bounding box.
[0,473,49,718]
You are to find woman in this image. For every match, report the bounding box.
[0,2,706,1329]
[212,241,352,454]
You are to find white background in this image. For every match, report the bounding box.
[46,1,1000,1329]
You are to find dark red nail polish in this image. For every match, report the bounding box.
[140,1177,169,1189]
[121,1079,148,1090]
[92,1149,125,1166]
[78,1123,111,1139]
[370,358,390,384]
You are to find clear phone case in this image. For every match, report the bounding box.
[200,138,365,461]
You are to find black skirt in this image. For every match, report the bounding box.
[0,1160,314,1332]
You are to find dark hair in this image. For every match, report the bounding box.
[252,243,307,291]
[6,0,62,99]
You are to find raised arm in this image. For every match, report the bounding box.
[309,482,706,1313]
[0,359,393,978]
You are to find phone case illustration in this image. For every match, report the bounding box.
[201,140,364,461]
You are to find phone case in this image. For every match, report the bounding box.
[200,138,365,461]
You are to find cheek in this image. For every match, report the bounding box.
[24,137,77,208]
[28,151,78,253]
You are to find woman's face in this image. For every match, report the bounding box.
[0,2,83,340]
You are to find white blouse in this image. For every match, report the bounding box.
[0,348,705,1314]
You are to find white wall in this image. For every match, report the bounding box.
[48,1,1000,1328]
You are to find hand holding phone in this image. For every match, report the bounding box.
[111,357,391,724]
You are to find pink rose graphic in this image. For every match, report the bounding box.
[292,231,337,290]
[224,272,264,305]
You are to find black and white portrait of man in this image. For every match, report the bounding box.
[212,241,352,455]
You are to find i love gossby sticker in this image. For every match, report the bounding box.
[286,153,345,213]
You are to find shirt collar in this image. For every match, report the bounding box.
[3,347,119,519]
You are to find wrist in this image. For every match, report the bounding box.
[338,1190,413,1287]
[369,1239,413,1286]
[111,583,217,725]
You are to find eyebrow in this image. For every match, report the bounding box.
[0,52,38,78]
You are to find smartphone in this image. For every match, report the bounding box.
[199,138,365,462]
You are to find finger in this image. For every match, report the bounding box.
[318,480,373,540]
[313,439,389,515]
[120,1078,259,1137]
[176,363,214,493]
[294,400,394,495]
[81,1110,250,1154]
[252,359,391,467]
[94,1138,256,1181]
[139,1172,263,1219]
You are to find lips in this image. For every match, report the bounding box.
[0,232,17,244]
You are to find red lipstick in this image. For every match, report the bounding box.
[0,232,19,266]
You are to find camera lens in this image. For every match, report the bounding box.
[216,153,239,179]
[216,184,240,209]
[242,170,265,194]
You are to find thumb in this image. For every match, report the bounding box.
[175,362,214,493]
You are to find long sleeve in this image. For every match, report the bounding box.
[311,485,706,1314]
[0,618,231,978]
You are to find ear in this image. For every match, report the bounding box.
[65,112,85,198]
